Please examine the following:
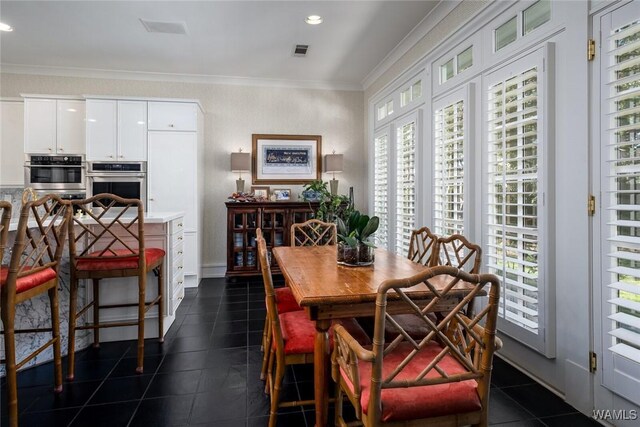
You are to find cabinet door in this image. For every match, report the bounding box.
[148,102,198,131]
[147,131,197,229]
[0,101,24,186]
[24,98,56,153]
[57,100,85,154]
[86,100,117,161]
[118,101,147,161]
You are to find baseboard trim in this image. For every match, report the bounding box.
[202,263,227,278]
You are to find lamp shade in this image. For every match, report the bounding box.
[324,153,343,173]
[230,152,251,172]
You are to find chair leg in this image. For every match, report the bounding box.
[268,354,285,427]
[136,273,146,374]
[261,312,269,352]
[260,319,272,381]
[1,301,18,427]
[48,285,63,393]
[92,278,100,348]
[67,277,78,381]
[265,347,275,395]
[157,264,164,342]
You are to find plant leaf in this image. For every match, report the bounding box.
[360,216,380,242]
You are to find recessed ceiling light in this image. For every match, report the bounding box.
[0,22,14,32]
[305,15,323,25]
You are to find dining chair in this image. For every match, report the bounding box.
[66,194,165,380]
[332,265,502,427]
[257,229,369,427]
[1,196,71,427]
[259,218,338,381]
[290,218,337,246]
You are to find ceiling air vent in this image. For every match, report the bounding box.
[293,44,309,57]
[140,19,188,35]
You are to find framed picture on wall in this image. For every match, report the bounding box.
[252,134,322,185]
[272,189,291,201]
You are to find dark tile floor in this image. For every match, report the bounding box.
[1,277,601,427]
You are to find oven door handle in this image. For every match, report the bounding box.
[87,174,146,178]
[24,165,85,169]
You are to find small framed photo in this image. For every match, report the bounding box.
[251,186,270,199]
[272,189,291,201]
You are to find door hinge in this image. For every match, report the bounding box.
[588,39,596,61]
[588,194,596,216]
[589,351,597,373]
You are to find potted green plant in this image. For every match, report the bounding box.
[336,210,379,266]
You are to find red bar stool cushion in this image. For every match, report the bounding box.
[274,287,302,313]
[76,248,166,271]
[341,341,481,422]
[0,266,57,294]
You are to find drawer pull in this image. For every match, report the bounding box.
[178,251,183,255]
[178,266,183,270]
[178,281,183,285]
[178,236,183,240]
[178,223,183,227]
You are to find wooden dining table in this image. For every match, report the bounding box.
[272,245,480,427]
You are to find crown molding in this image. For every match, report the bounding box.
[0,63,363,92]
[361,0,462,90]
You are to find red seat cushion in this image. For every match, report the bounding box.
[0,266,57,294]
[278,311,371,355]
[275,287,302,313]
[76,248,165,272]
[342,341,481,422]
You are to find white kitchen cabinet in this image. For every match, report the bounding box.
[148,131,197,229]
[0,100,25,186]
[86,99,147,161]
[24,97,85,154]
[148,102,197,131]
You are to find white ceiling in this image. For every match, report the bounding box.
[0,1,440,90]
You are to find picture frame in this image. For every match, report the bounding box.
[252,134,322,185]
[251,186,270,199]
[272,189,291,201]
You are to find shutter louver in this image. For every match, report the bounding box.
[604,18,640,363]
[487,65,542,335]
[434,100,465,236]
[395,121,416,256]
[374,133,389,249]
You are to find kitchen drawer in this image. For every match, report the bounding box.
[171,239,184,262]
[172,254,185,278]
[148,102,197,131]
[170,218,185,236]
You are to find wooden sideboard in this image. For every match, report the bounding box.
[225,201,319,277]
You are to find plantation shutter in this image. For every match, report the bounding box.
[434,98,465,236]
[485,50,548,352]
[373,132,390,249]
[600,9,640,405]
[395,118,416,256]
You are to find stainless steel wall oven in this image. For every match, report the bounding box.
[86,162,147,208]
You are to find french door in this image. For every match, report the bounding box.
[594,0,640,410]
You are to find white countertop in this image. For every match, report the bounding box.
[8,211,185,232]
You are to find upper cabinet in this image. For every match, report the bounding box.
[0,100,25,186]
[24,97,85,154]
[86,99,147,161]
[148,102,197,131]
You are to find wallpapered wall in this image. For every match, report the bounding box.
[0,73,365,274]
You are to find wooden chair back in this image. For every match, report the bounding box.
[3,195,71,297]
[68,194,146,272]
[257,229,285,354]
[291,219,337,247]
[434,234,482,274]
[407,227,438,266]
[0,201,10,259]
[334,266,500,426]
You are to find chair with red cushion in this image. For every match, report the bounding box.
[332,265,502,427]
[259,219,338,381]
[1,196,71,427]
[257,229,369,427]
[66,194,165,380]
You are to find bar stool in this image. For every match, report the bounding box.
[66,194,165,380]
[1,195,71,427]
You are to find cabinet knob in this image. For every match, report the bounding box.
[178,281,183,285]
[109,155,114,158]
[119,155,124,158]
[178,266,183,270]
[178,236,183,240]
[168,124,174,128]
[178,251,183,255]
[178,223,183,227]
[48,148,53,152]
[149,198,155,201]
[58,147,64,151]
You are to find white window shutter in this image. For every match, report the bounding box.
[395,119,417,257]
[373,132,390,249]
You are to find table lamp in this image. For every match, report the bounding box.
[231,150,251,193]
[324,151,343,195]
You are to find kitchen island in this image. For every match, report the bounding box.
[1,211,186,375]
